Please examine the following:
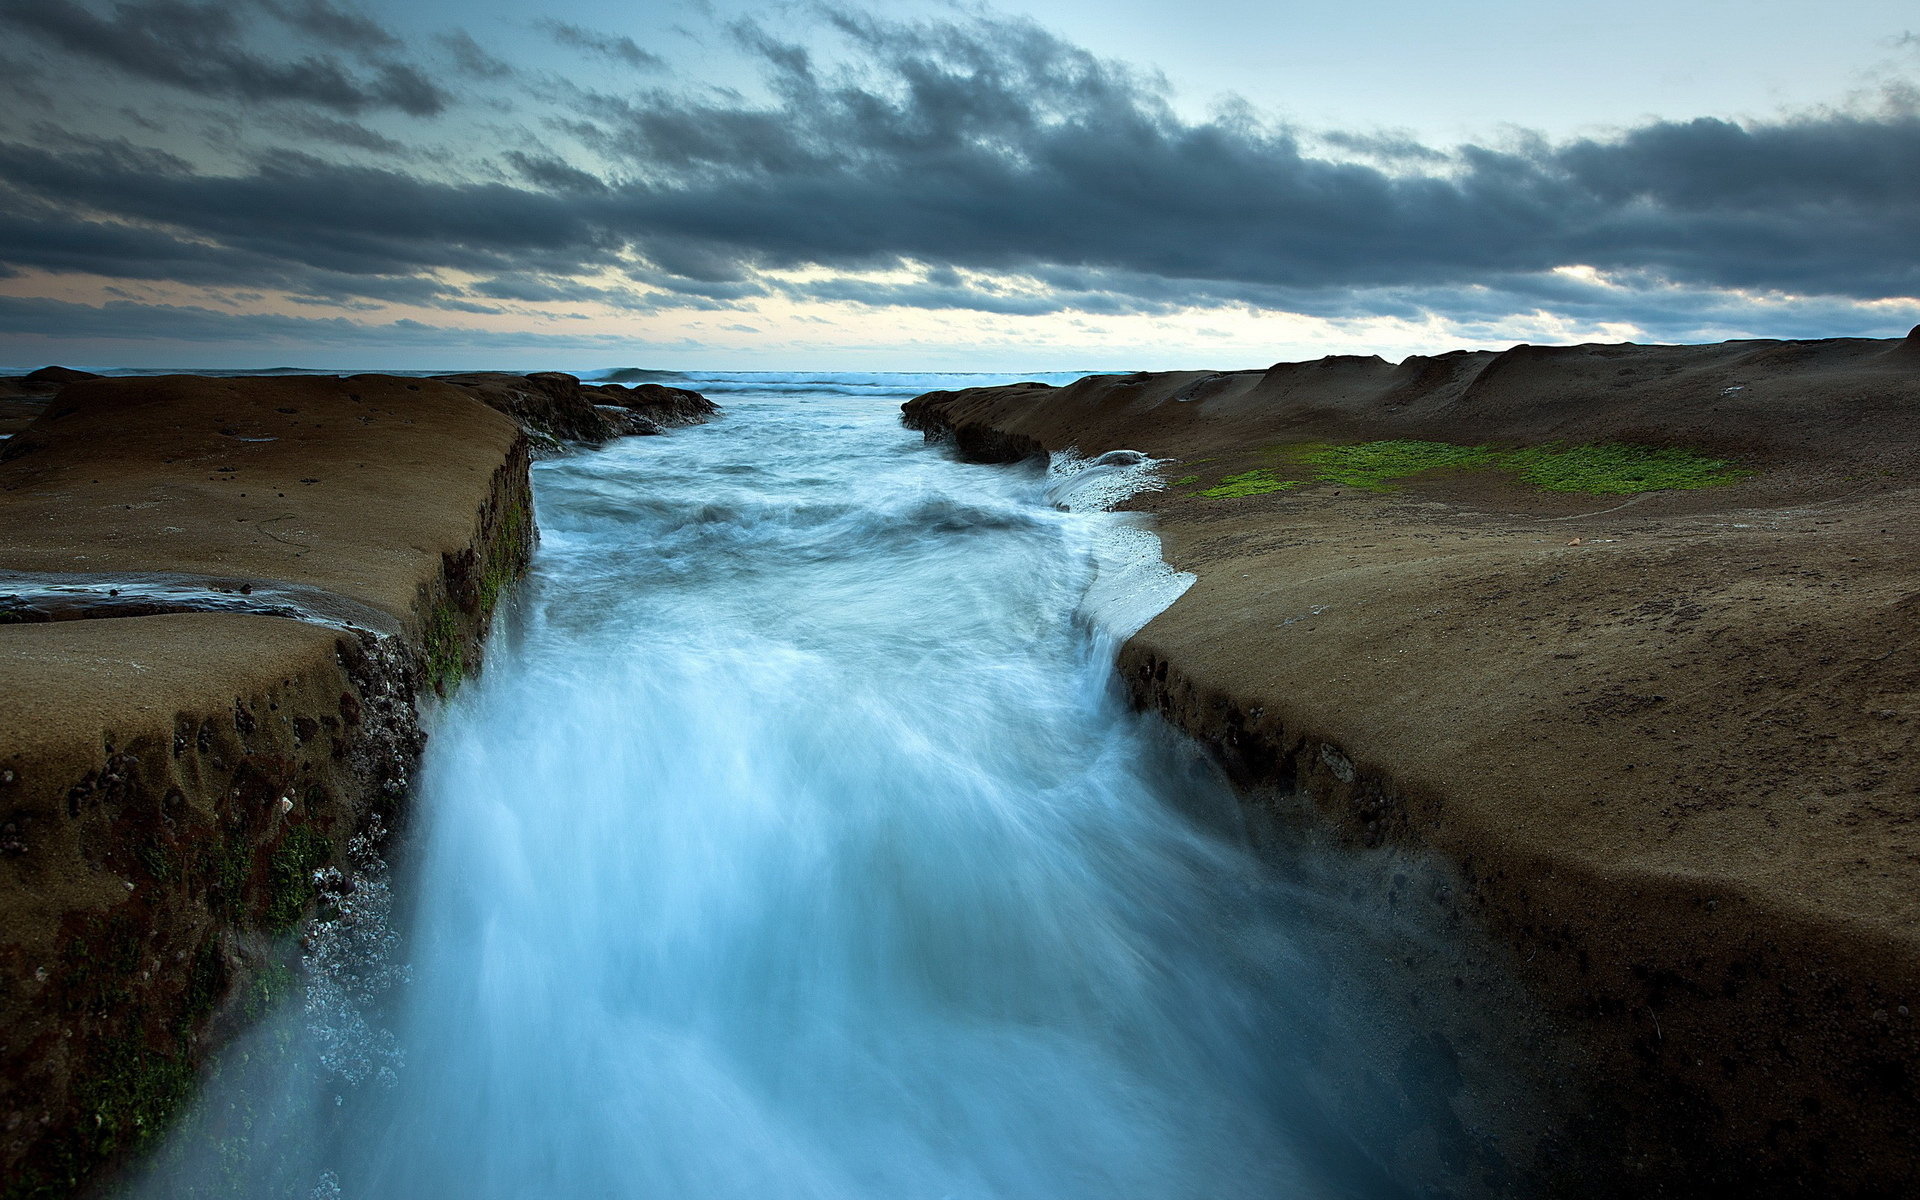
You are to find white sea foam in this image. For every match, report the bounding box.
[301,816,408,1094]
[1044,448,1195,639]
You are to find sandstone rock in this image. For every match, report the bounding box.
[22,365,101,384]
[0,374,534,1194]
[587,381,720,427]
[439,372,714,444]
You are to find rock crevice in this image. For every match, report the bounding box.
[0,371,704,1196]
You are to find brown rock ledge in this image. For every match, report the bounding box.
[0,375,538,1195]
[438,371,718,446]
[903,335,1920,1197]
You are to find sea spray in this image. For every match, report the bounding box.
[301,816,408,1096]
[1043,448,1196,640]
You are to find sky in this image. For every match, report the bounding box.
[0,0,1915,371]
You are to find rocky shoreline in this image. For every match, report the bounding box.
[0,371,710,1196]
[904,333,1920,1197]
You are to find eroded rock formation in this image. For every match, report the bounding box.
[0,375,548,1194]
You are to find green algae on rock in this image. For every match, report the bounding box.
[1197,468,1299,498]
[1286,439,1498,491]
[1497,442,1748,493]
[1184,439,1750,498]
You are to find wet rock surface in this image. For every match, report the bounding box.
[436,371,715,447]
[904,335,1920,1197]
[0,374,538,1195]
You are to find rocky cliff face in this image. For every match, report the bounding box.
[0,375,567,1195]
[904,334,1920,1198]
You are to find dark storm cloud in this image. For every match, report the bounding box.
[1556,113,1920,211]
[0,198,514,315]
[551,10,1920,301]
[0,4,1914,337]
[436,30,516,80]
[467,272,689,311]
[771,261,1897,343]
[254,0,397,51]
[0,0,448,115]
[0,202,284,285]
[271,113,408,154]
[1314,129,1452,165]
[539,20,664,71]
[0,293,636,350]
[0,138,604,279]
[504,151,610,195]
[784,273,1108,317]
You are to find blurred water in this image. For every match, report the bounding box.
[124,384,1472,1200]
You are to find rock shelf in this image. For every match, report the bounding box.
[904,333,1920,1197]
[0,372,709,1195]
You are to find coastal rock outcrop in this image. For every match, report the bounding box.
[904,334,1920,1197]
[0,367,93,429]
[590,381,718,427]
[437,372,715,446]
[21,366,100,385]
[0,375,535,1194]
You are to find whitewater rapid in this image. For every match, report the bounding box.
[124,380,1469,1199]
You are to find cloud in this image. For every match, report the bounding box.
[0,293,438,344]
[544,10,1920,302]
[0,293,640,351]
[437,30,515,79]
[254,0,396,52]
[0,4,1914,347]
[0,0,448,115]
[467,272,662,309]
[270,112,408,154]
[768,260,1919,343]
[504,151,608,194]
[539,19,663,71]
[0,138,603,280]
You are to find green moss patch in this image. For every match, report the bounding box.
[206,836,254,918]
[1198,469,1301,498]
[1498,443,1748,493]
[479,494,531,614]
[264,825,332,932]
[1287,440,1498,491]
[244,959,297,1020]
[1181,438,1749,499]
[423,602,464,695]
[73,1034,196,1171]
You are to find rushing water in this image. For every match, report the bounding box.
[126,375,1487,1200]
